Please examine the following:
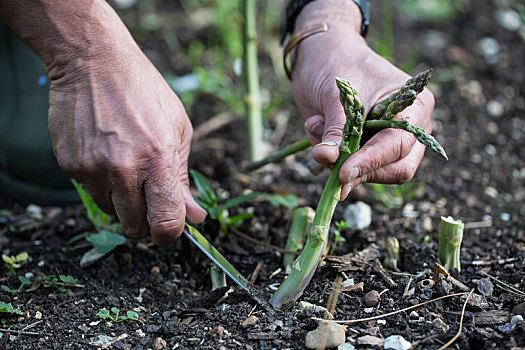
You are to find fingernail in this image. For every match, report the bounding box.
[316,140,340,147]
[348,167,360,182]
[340,183,352,201]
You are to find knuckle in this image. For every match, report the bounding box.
[395,162,418,184]
[148,216,184,245]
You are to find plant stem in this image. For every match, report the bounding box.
[438,216,464,272]
[269,78,364,309]
[242,0,264,161]
[245,138,311,171]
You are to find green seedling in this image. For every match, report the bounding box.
[0,209,13,218]
[0,301,24,323]
[70,180,125,259]
[2,252,29,275]
[438,216,464,272]
[96,307,138,323]
[329,220,349,255]
[190,169,297,234]
[1,274,84,294]
[370,182,425,209]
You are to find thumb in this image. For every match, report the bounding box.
[310,98,346,166]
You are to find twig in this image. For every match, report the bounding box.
[192,112,235,141]
[249,261,264,285]
[479,271,525,297]
[373,258,398,288]
[464,221,492,229]
[433,263,470,292]
[461,257,518,266]
[313,292,469,324]
[325,275,343,317]
[0,328,51,336]
[437,290,474,350]
[102,333,128,349]
[21,320,43,331]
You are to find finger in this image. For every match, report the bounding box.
[82,183,115,215]
[144,157,187,245]
[339,127,417,184]
[178,117,207,224]
[111,183,150,240]
[304,114,325,145]
[311,97,346,166]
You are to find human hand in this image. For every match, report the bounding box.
[290,0,435,200]
[45,12,206,245]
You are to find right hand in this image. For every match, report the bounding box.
[47,35,206,245]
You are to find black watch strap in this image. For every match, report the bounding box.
[281,0,370,44]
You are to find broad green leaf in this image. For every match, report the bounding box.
[59,275,77,284]
[0,302,23,315]
[228,213,254,227]
[190,169,218,207]
[126,311,139,320]
[111,307,120,314]
[96,309,110,318]
[87,231,126,254]
[265,194,298,209]
[72,180,112,230]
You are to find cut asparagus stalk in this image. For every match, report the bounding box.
[269,77,364,309]
[283,207,315,273]
[438,216,465,272]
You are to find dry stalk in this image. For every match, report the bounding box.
[437,289,474,350]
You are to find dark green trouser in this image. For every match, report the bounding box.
[0,23,78,205]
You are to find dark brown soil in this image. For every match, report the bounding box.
[1,0,524,349]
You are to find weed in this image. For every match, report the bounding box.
[329,221,349,255]
[96,307,138,323]
[190,169,297,234]
[1,274,84,294]
[0,301,23,323]
[370,182,425,209]
[70,180,125,257]
[2,252,29,275]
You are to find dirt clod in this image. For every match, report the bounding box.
[363,290,380,307]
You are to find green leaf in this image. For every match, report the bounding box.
[0,209,13,218]
[265,194,298,209]
[126,311,139,320]
[96,309,110,319]
[59,275,77,284]
[66,233,88,246]
[0,302,23,315]
[227,213,254,227]
[87,231,126,253]
[190,169,218,207]
[110,307,120,314]
[72,179,112,230]
[1,285,19,293]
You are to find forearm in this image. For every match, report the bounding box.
[0,0,138,80]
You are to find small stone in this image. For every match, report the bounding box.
[152,337,166,350]
[377,319,386,325]
[35,311,42,320]
[500,212,511,222]
[305,322,346,349]
[484,186,498,199]
[299,301,334,320]
[26,204,43,220]
[364,307,375,313]
[432,318,450,333]
[136,329,146,337]
[484,144,497,156]
[476,278,494,296]
[241,315,258,328]
[487,100,504,117]
[478,37,500,65]
[343,201,372,230]
[151,266,161,274]
[422,217,433,232]
[363,290,380,307]
[409,311,419,319]
[384,335,411,350]
[512,302,525,315]
[357,335,384,347]
[495,9,521,31]
[337,344,355,350]
[466,293,490,310]
[136,243,149,251]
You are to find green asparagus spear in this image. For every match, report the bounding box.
[438,216,464,272]
[268,77,364,309]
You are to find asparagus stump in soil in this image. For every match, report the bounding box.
[438,216,465,272]
[269,77,365,309]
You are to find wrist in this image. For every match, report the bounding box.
[294,0,363,36]
[10,0,142,82]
